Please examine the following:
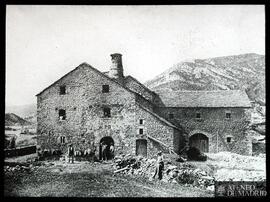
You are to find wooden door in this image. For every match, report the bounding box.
[136,139,147,157]
[200,139,208,153]
[189,133,209,153]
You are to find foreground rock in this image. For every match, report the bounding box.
[113,154,215,191]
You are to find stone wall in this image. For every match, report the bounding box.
[155,107,252,155]
[37,63,137,157]
[134,105,185,158]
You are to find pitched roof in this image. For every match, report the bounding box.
[124,75,154,95]
[156,89,252,108]
[36,63,136,96]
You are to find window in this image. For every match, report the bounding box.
[59,109,66,120]
[60,136,66,144]
[227,137,232,143]
[196,112,201,119]
[60,85,66,95]
[169,113,174,119]
[225,112,231,119]
[139,119,144,125]
[139,128,144,134]
[102,85,109,93]
[103,107,111,117]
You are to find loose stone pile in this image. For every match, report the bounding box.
[4,164,32,173]
[4,161,44,173]
[113,154,215,191]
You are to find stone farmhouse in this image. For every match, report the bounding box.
[36,53,252,158]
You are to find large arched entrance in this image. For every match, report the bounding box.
[189,133,209,153]
[99,136,114,160]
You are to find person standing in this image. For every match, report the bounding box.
[67,144,74,163]
[152,151,164,180]
[109,143,114,159]
[101,142,107,161]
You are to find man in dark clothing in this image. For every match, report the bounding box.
[101,142,108,161]
[67,144,74,163]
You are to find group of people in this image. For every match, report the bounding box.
[67,143,164,180]
[101,142,114,161]
[66,142,115,163]
[66,144,96,163]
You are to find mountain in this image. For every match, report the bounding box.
[5,103,36,119]
[5,113,32,126]
[145,53,265,105]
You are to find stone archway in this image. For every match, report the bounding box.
[189,133,209,153]
[99,136,114,160]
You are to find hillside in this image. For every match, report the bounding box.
[145,53,265,105]
[5,103,36,118]
[5,113,32,126]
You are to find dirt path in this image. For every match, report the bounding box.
[4,160,214,197]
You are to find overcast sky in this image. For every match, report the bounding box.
[6,5,265,106]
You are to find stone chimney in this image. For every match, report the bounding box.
[109,53,124,84]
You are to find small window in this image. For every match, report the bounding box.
[102,85,109,93]
[169,113,174,119]
[59,109,66,120]
[226,112,231,119]
[60,136,66,144]
[60,86,66,95]
[103,108,111,117]
[139,119,144,125]
[227,137,232,143]
[196,112,201,119]
[139,128,143,134]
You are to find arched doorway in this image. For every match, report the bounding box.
[136,139,147,157]
[189,133,209,153]
[99,136,114,160]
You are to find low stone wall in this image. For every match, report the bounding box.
[5,145,36,158]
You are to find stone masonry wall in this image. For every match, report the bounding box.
[37,63,137,157]
[134,105,184,158]
[155,107,252,155]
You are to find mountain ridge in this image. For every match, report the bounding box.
[5,113,32,126]
[145,53,265,105]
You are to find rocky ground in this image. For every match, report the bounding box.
[4,157,213,197]
[205,152,266,181]
[4,151,265,197]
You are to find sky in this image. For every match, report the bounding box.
[6,5,265,106]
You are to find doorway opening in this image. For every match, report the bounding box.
[189,133,209,153]
[136,139,147,157]
[99,136,114,160]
